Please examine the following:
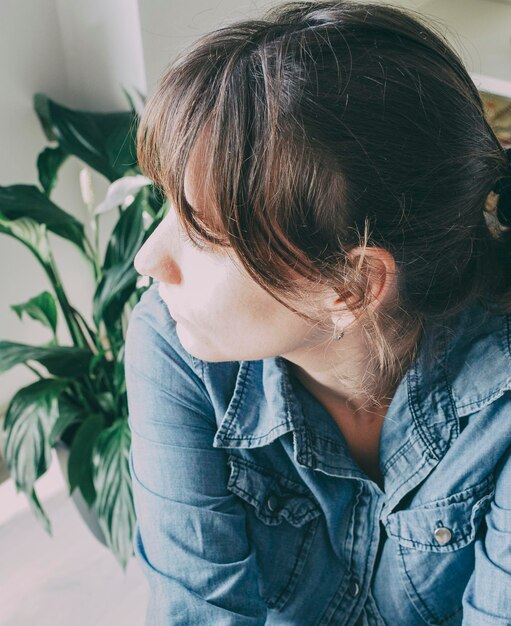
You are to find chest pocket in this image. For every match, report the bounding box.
[383,475,495,626]
[226,453,322,611]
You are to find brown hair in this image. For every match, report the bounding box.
[137,0,511,406]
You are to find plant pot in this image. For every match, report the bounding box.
[54,440,107,546]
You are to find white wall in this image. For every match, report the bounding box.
[417,0,511,96]
[0,0,146,413]
[137,0,440,98]
[138,0,511,96]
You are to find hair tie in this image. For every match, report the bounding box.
[492,147,511,226]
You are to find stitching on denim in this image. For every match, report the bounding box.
[189,354,204,379]
[306,431,350,450]
[457,384,511,411]
[409,359,443,463]
[316,574,351,626]
[418,326,450,460]
[304,460,363,476]
[316,485,363,626]
[403,475,494,509]
[398,542,441,624]
[268,515,320,610]
[229,470,319,525]
[389,534,470,551]
[442,348,460,440]
[386,478,494,548]
[217,419,295,443]
[384,459,427,512]
[363,489,382,590]
[382,432,420,474]
[398,543,464,624]
[278,357,303,423]
[217,362,251,439]
[227,455,321,523]
[228,472,266,510]
[229,454,317,496]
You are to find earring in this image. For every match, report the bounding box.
[333,319,345,341]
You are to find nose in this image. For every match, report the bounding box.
[134,219,182,284]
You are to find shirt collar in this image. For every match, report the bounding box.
[212,300,511,498]
[212,346,412,483]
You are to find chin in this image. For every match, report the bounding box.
[175,328,233,364]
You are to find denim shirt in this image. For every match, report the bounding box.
[125,281,511,626]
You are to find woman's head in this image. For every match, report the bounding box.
[135,0,511,405]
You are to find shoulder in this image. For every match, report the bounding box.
[125,281,204,380]
[406,300,511,481]
[125,281,243,424]
[444,300,511,416]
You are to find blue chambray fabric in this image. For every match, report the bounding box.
[125,281,511,626]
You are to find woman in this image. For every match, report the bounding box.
[125,2,511,624]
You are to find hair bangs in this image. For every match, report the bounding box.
[136,44,235,249]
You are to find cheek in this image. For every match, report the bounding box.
[183,255,308,339]
[180,266,244,327]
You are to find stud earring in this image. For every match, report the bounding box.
[333,319,345,341]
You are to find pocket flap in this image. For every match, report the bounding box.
[384,476,495,551]
[227,454,322,527]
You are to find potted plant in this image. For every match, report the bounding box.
[0,90,166,570]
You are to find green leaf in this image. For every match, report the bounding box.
[103,192,146,269]
[96,391,116,417]
[0,216,51,263]
[92,418,135,570]
[103,191,146,269]
[34,93,57,141]
[2,378,69,496]
[10,291,58,335]
[67,414,105,506]
[0,184,87,254]
[93,195,145,328]
[37,145,68,196]
[49,395,88,446]
[0,341,92,377]
[94,265,138,330]
[34,93,138,182]
[28,485,53,536]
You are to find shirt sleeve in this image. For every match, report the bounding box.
[124,284,268,625]
[462,442,511,625]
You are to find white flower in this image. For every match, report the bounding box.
[79,167,94,207]
[93,175,152,216]
[122,194,135,209]
[142,210,152,229]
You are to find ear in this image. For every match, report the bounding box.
[345,245,397,311]
[323,246,398,332]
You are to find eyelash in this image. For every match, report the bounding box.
[180,229,209,251]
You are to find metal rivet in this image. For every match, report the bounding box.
[434,526,452,545]
[348,580,360,597]
[267,494,280,512]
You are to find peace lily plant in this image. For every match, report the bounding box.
[0,90,167,569]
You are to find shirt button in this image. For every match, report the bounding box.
[267,494,280,512]
[434,527,452,545]
[348,580,360,597]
